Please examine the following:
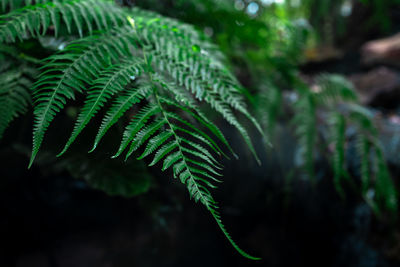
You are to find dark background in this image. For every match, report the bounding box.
[2,0,400,266]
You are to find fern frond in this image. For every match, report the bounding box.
[0,0,126,42]
[126,25,253,140]
[91,84,152,152]
[29,33,137,167]
[0,67,32,138]
[115,89,219,194]
[151,74,234,158]
[329,112,349,197]
[293,74,360,183]
[59,59,145,156]
[350,104,397,213]
[206,93,261,164]
[151,53,262,162]
[292,91,316,180]
[210,209,261,260]
[314,74,358,105]
[255,82,282,135]
[0,1,262,258]
[121,88,258,259]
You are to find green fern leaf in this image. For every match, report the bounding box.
[113,104,161,158]
[0,0,126,42]
[91,85,152,152]
[151,52,264,160]
[58,59,145,156]
[349,104,397,213]
[29,32,137,167]
[0,0,263,258]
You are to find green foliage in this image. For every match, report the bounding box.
[302,75,396,212]
[360,0,400,31]
[287,75,357,182]
[349,104,398,213]
[1,0,399,259]
[135,0,310,92]
[0,44,36,138]
[329,113,349,198]
[255,81,281,136]
[282,0,347,43]
[292,83,317,180]
[172,0,400,215]
[259,72,397,213]
[138,0,399,218]
[0,0,263,259]
[1,0,48,12]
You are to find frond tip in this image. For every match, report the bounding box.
[211,208,261,260]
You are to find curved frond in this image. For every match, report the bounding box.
[350,104,398,213]
[0,0,262,258]
[112,83,258,259]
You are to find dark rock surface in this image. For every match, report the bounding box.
[349,67,400,108]
[362,34,400,67]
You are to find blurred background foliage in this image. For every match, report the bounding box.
[2,0,400,266]
[130,0,400,214]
